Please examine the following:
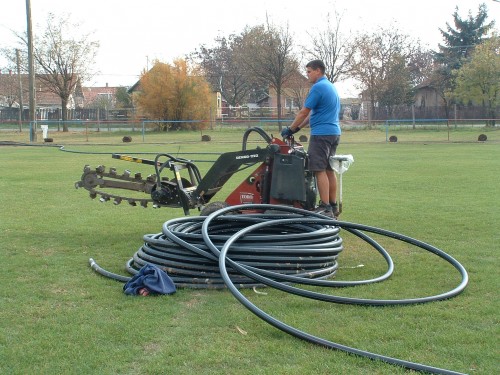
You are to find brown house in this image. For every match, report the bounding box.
[266,70,309,117]
[0,71,83,119]
[80,84,117,108]
[0,70,129,121]
[414,80,446,109]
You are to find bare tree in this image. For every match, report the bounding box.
[236,22,298,125]
[0,70,20,108]
[406,46,435,87]
[303,10,356,84]
[190,35,252,107]
[377,53,415,117]
[13,13,99,131]
[0,48,27,114]
[349,26,413,120]
[285,70,309,111]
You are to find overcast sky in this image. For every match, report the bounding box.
[1,0,498,97]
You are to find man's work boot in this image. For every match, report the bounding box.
[330,202,340,219]
[313,201,334,218]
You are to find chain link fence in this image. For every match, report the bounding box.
[0,117,498,145]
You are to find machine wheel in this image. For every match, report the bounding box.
[200,201,230,216]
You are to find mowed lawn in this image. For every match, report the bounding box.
[0,128,498,375]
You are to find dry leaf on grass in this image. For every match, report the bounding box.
[236,326,247,335]
[253,286,268,295]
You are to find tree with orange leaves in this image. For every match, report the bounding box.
[135,59,211,130]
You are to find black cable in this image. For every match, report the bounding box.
[200,204,468,375]
[201,207,467,304]
[58,146,221,162]
[89,203,468,374]
[89,258,130,282]
[136,214,344,288]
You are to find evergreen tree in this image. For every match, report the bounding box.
[435,3,494,71]
[431,3,495,115]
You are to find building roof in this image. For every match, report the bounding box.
[0,72,80,108]
[0,71,126,110]
[0,72,56,107]
[80,85,118,107]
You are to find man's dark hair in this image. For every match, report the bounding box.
[306,59,326,74]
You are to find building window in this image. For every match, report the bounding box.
[97,93,112,101]
[285,97,296,109]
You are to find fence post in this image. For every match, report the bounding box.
[412,104,416,129]
[385,120,389,142]
[209,107,213,130]
[454,104,457,128]
[97,108,101,132]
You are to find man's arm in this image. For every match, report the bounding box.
[289,107,311,132]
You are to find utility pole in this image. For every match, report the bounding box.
[26,0,36,141]
[16,49,24,132]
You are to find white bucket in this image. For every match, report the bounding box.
[41,125,49,139]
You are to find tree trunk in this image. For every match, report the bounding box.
[276,88,283,129]
[61,98,69,132]
[487,103,496,127]
[370,92,376,122]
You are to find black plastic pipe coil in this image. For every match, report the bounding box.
[89,204,468,375]
[132,213,345,288]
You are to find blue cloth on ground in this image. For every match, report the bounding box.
[123,264,176,295]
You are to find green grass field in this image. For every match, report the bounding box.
[0,127,498,374]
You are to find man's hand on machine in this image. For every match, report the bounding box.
[281,126,299,138]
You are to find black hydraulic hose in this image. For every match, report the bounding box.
[242,126,273,150]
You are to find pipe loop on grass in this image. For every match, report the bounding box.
[89,203,468,375]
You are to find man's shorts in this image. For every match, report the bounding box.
[308,135,340,172]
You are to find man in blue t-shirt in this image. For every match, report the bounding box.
[281,59,341,218]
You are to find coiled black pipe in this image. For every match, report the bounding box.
[125,214,346,288]
[201,206,467,304]
[89,203,468,374]
[201,204,468,375]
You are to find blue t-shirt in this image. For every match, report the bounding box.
[304,76,341,136]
